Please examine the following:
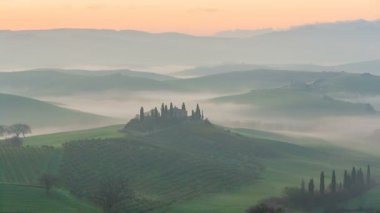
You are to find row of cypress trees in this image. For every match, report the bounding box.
[139,103,204,121]
[302,165,372,196]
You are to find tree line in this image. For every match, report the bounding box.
[0,123,31,138]
[0,123,31,146]
[247,165,375,213]
[139,102,204,121]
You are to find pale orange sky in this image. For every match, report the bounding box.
[0,0,379,35]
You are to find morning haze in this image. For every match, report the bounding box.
[1,1,380,212]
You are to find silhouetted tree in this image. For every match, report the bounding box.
[140,107,144,120]
[181,102,186,111]
[320,172,325,195]
[7,124,31,138]
[154,107,159,120]
[301,179,306,194]
[92,177,134,213]
[366,165,371,186]
[357,168,364,187]
[308,179,314,195]
[331,170,337,193]
[161,103,165,118]
[351,167,357,186]
[343,170,349,190]
[169,102,174,117]
[247,203,283,213]
[195,104,201,120]
[0,125,5,137]
[38,173,58,194]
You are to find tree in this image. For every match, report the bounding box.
[38,173,58,194]
[308,178,314,195]
[366,164,371,186]
[247,203,283,213]
[92,177,134,213]
[351,167,357,186]
[301,179,306,194]
[320,172,325,195]
[0,125,6,137]
[169,102,174,117]
[7,124,31,138]
[154,107,159,120]
[161,103,165,118]
[357,168,364,187]
[343,170,349,190]
[195,104,201,120]
[181,102,186,111]
[140,107,144,120]
[331,170,337,193]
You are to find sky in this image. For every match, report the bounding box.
[1,0,379,35]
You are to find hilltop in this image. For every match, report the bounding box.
[0,93,115,130]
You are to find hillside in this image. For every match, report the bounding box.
[36,68,176,81]
[0,70,179,96]
[0,93,115,130]
[171,70,344,92]
[211,87,376,117]
[311,72,380,95]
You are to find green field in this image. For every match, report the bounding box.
[0,184,99,213]
[24,124,125,147]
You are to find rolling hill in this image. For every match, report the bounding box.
[0,70,179,96]
[210,87,376,117]
[0,93,116,130]
[171,70,344,92]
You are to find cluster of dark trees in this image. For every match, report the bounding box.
[0,124,31,138]
[248,165,375,213]
[139,102,204,121]
[286,165,374,210]
[0,124,31,146]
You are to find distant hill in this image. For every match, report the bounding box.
[0,93,115,130]
[171,70,344,92]
[211,87,376,117]
[0,70,179,96]
[50,68,176,81]
[177,59,380,77]
[1,20,379,69]
[311,73,380,95]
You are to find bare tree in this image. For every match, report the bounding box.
[7,124,31,138]
[38,173,59,194]
[92,177,134,213]
[0,125,5,137]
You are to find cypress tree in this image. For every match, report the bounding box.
[195,104,201,120]
[164,105,168,117]
[358,168,364,187]
[320,172,325,195]
[343,170,348,190]
[366,164,371,186]
[169,103,174,117]
[331,170,337,193]
[308,178,314,195]
[351,167,357,186]
[301,179,306,193]
[154,107,159,120]
[140,107,144,120]
[161,103,165,118]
